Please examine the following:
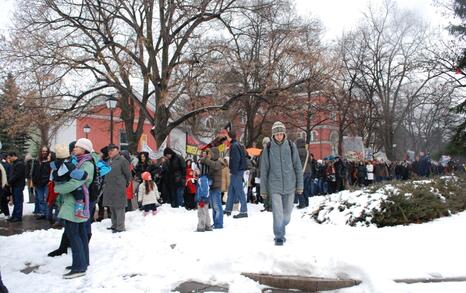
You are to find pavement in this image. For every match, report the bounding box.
[0,215,51,236]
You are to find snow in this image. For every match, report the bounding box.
[307,178,461,227]
[1,200,466,293]
[307,188,390,226]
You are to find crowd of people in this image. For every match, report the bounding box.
[0,120,464,284]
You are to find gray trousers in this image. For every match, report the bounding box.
[197,204,212,231]
[110,207,125,231]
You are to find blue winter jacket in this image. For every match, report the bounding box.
[195,175,210,203]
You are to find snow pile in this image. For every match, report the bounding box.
[306,178,459,227]
[307,186,393,226]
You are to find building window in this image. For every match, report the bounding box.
[310,130,318,142]
[329,131,339,155]
[330,112,337,121]
[299,131,306,140]
[119,130,129,151]
[204,116,214,129]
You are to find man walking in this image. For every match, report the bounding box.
[260,121,303,246]
[103,144,131,233]
[223,130,248,218]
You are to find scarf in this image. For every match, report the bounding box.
[76,153,93,218]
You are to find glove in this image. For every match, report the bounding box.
[199,201,205,208]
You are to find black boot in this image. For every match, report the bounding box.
[297,194,305,209]
[48,232,69,257]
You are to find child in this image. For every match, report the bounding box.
[195,150,212,232]
[138,171,160,216]
[185,159,197,210]
[50,144,88,219]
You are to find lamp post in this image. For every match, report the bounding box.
[83,124,91,139]
[105,96,118,144]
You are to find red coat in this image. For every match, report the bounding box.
[185,167,197,194]
[126,165,134,199]
[47,181,58,206]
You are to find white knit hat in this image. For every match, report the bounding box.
[271,121,286,136]
[55,144,70,159]
[75,138,94,153]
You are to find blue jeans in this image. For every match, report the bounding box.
[176,186,185,207]
[64,220,89,272]
[35,185,48,216]
[318,178,327,194]
[225,172,247,214]
[12,185,25,220]
[210,188,223,228]
[302,173,312,206]
[271,193,295,241]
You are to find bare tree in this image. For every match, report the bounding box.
[344,1,444,160]
[12,0,243,151]
[210,0,319,146]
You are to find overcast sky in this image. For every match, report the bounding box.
[0,0,447,40]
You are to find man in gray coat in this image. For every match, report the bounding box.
[103,144,131,233]
[260,121,303,246]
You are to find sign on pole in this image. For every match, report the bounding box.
[343,136,364,161]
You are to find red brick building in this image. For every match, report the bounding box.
[53,104,157,153]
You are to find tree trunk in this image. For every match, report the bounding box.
[151,104,170,148]
[39,124,50,148]
[383,123,395,161]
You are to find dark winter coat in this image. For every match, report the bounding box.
[228,139,243,175]
[317,164,327,180]
[164,148,185,187]
[357,164,367,180]
[8,159,26,187]
[134,159,154,182]
[31,159,51,187]
[418,156,431,177]
[333,159,345,179]
[103,155,131,208]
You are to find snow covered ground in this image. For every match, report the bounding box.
[1,197,466,293]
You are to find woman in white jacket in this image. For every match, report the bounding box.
[138,172,160,216]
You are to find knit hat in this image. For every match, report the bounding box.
[55,144,70,159]
[271,121,286,136]
[75,138,94,153]
[68,141,76,154]
[141,171,152,181]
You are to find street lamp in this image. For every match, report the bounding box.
[105,96,118,144]
[83,124,91,139]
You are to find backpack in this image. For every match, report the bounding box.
[88,160,104,202]
[266,139,295,169]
